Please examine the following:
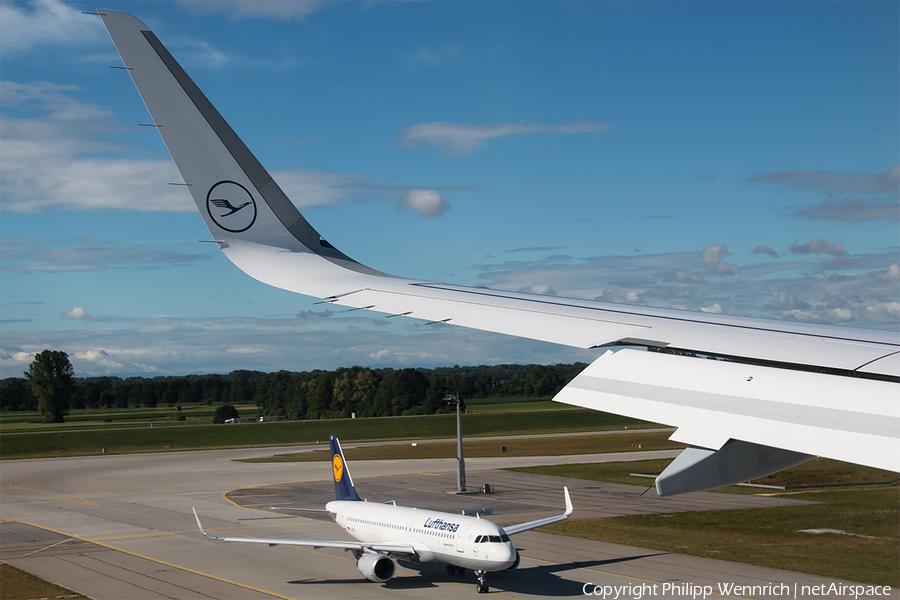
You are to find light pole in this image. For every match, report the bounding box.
[445,393,467,493]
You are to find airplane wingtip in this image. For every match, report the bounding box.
[563,486,573,516]
[191,507,206,536]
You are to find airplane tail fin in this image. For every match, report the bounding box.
[330,435,362,501]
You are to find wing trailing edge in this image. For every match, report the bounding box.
[554,348,900,492]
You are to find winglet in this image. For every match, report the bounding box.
[501,486,574,536]
[192,507,212,539]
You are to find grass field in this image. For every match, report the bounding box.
[509,459,900,587]
[509,458,900,492]
[0,408,651,460]
[464,397,563,412]
[240,430,682,463]
[0,404,257,432]
[0,397,565,434]
[0,563,89,600]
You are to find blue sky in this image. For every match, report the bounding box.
[1,0,898,378]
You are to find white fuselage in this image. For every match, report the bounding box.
[326,500,517,571]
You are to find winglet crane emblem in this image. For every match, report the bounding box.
[206,181,257,232]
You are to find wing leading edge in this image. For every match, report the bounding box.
[101,10,899,491]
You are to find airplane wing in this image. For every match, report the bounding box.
[192,509,416,555]
[101,10,899,495]
[504,487,573,536]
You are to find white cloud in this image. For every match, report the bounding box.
[471,245,899,329]
[752,245,779,258]
[700,303,723,314]
[0,0,105,55]
[766,293,809,312]
[0,313,604,377]
[273,170,382,209]
[397,189,450,218]
[61,306,96,321]
[788,198,900,223]
[175,0,325,21]
[865,301,900,323]
[520,283,557,296]
[700,245,738,276]
[790,239,846,256]
[177,38,232,69]
[0,82,443,214]
[877,264,900,283]
[395,121,610,155]
[672,271,706,284]
[2,237,209,273]
[747,165,899,193]
[1,81,190,213]
[399,44,463,70]
[594,289,647,306]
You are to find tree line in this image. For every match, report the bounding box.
[1,355,587,422]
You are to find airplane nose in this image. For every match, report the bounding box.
[499,544,516,567]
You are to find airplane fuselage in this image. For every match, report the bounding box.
[326,500,517,571]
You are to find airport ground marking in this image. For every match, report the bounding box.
[8,476,85,505]
[235,494,278,497]
[5,519,296,600]
[74,487,194,525]
[222,488,280,514]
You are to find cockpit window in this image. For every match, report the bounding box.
[500,534,510,543]
[489,535,501,543]
[474,535,482,543]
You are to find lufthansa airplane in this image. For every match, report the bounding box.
[193,435,573,593]
[100,10,898,497]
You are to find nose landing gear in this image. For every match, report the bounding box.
[475,569,489,594]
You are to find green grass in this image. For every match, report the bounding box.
[0,404,256,432]
[464,397,567,412]
[1,409,651,459]
[239,431,683,463]
[0,563,89,600]
[508,458,900,492]
[509,459,900,586]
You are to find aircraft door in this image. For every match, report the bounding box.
[456,526,469,553]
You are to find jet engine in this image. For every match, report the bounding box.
[357,552,395,582]
[504,550,521,572]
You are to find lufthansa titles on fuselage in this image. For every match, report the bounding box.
[423,517,460,533]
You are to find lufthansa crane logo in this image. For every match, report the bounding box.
[206,180,257,233]
[332,454,344,482]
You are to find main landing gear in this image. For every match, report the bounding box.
[475,570,489,594]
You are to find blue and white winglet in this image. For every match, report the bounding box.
[100,9,899,495]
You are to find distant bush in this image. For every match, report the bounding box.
[213,404,239,424]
